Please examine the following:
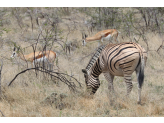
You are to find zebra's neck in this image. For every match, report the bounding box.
[86,45,105,72]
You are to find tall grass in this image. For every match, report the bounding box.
[1,8,164,117]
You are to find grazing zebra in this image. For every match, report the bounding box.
[82,42,147,104]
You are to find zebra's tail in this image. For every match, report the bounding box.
[138,55,145,88]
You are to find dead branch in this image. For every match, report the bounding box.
[157,40,164,53]
[144,40,164,56]
[0,110,5,117]
[80,45,105,61]
[8,67,82,93]
[27,8,34,32]
[80,52,95,62]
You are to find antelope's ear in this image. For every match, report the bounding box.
[85,34,88,38]
[17,46,20,51]
[13,47,16,51]
[82,69,87,74]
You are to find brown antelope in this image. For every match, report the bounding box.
[11,47,57,71]
[82,29,120,46]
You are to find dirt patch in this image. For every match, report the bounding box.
[41,92,71,110]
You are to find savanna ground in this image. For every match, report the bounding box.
[0,7,164,117]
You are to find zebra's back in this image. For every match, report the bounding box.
[102,42,146,76]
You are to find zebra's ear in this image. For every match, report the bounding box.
[82,69,87,74]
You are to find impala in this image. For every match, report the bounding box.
[82,29,120,46]
[11,47,57,71]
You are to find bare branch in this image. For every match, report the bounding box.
[8,67,82,93]
[0,110,5,117]
[80,45,105,61]
[157,40,164,53]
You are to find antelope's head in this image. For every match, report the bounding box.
[11,47,20,58]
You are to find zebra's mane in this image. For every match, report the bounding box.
[86,45,106,72]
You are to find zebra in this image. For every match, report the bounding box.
[82,42,147,104]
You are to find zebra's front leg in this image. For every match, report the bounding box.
[103,72,114,104]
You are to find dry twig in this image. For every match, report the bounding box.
[0,110,5,117]
[8,67,82,93]
[157,40,164,53]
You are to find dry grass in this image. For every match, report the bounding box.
[0,8,164,117]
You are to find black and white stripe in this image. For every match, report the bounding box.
[82,42,147,104]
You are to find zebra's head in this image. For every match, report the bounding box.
[82,68,100,94]
[82,33,87,46]
[82,69,93,94]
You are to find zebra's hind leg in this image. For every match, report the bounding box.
[124,74,133,98]
[103,72,115,105]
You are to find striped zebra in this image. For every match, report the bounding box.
[82,42,147,104]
